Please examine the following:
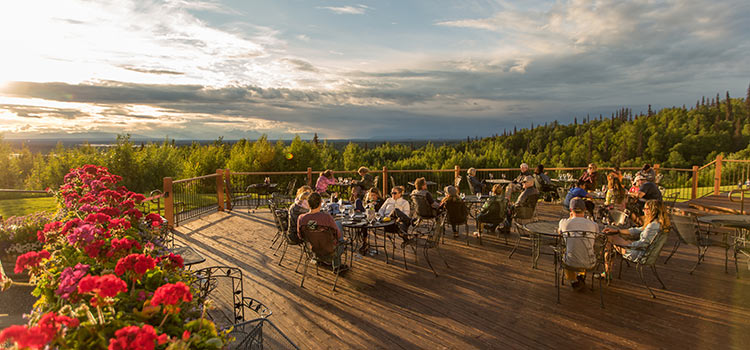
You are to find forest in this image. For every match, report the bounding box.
[1,90,749,195]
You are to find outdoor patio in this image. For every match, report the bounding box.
[174,202,750,350]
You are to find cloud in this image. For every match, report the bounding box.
[121,66,185,75]
[317,4,370,15]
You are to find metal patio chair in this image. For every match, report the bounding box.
[553,231,606,308]
[298,224,353,291]
[615,228,670,298]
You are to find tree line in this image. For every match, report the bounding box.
[1,87,749,194]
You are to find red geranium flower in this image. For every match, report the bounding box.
[0,312,79,350]
[77,274,128,306]
[84,213,111,225]
[84,240,106,258]
[144,213,163,227]
[150,282,193,314]
[107,238,142,258]
[15,250,51,273]
[108,218,131,230]
[114,254,156,282]
[108,324,168,350]
[157,253,184,270]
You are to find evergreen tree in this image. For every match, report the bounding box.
[648,104,653,117]
[726,91,733,121]
[312,133,319,146]
[716,93,721,106]
[746,82,750,112]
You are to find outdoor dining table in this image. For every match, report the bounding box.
[697,215,750,229]
[697,215,750,274]
[342,219,396,263]
[523,221,562,269]
[246,183,277,209]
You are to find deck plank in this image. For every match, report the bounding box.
[175,203,750,350]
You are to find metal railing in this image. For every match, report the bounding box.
[168,172,224,226]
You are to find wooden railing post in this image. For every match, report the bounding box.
[692,165,699,199]
[382,166,388,195]
[216,169,224,212]
[714,155,723,195]
[224,169,232,211]
[307,167,313,186]
[163,177,174,228]
[454,165,460,181]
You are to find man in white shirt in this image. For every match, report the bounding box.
[557,198,599,291]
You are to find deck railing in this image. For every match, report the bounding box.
[161,155,745,227]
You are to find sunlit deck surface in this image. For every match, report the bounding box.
[175,203,750,350]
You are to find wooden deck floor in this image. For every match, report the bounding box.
[175,203,750,350]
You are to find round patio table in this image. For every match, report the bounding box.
[524,221,561,269]
[246,183,277,210]
[342,219,396,263]
[697,215,750,275]
[697,215,750,229]
[485,179,512,185]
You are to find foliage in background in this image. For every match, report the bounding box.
[1,96,749,194]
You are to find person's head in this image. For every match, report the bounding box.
[367,187,382,201]
[296,185,312,197]
[358,166,370,176]
[491,184,504,196]
[520,163,529,172]
[587,163,597,174]
[535,164,544,175]
[391,186,404,199]
[445,185,459,198]
[642,164,652,171]
[643,200,669,228]
[569,197,587,217]
[467,167,476,176]
[415,177,427,190]
[523,175,535,188]
[295,191,311,209]
[322,169,333,179]
[576,179,587,188]
[635,175,647,186]
[350,186,362,199]
[307,192,322,210]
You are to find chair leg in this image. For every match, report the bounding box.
[555,253,560,304]
[664,239,680,264]
[424,246,437,277]
[402,244,408,270]
[294,246,304,273]
[599,274,604,309]
[618,255,624,279]
[465,223,470,246]
[508,229,522,259]
[437,246,450,269]
[651,265,666,289]
[689,246,703,275]
[637,265,657,298]
[270,231,281,249]
[735,248,740,279]
[300,257,309,288]
[278,240,289,266]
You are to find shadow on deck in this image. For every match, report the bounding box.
[174,203,750,350]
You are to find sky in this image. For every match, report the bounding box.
[0,0,749,140]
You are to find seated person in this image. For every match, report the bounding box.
[315,169,336,194]
[476,184,509,236]
[533,164,555,196]
[350,186,365,212]
[411,177,440,218]
[627,175,662,219]
[579,163,598,192]
[296,185,313,199]
[352,166,374,195]
[297,192,347,269]
[605,174,627,211]
[509,163,533,195]
[440,185,468,238]
[515,176,540,211]
[467,167,485,195]
[378,186,411,234]
[557,198,599,291]
[365,188,385,212]
[287,192,310,244]
[637,164,656,183]
[602,200,669,279]
[563,180,594,217]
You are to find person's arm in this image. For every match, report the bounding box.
[378,199,390,216]
[325,214,343,240]
[297,215,304,240]
[397,198,410,216]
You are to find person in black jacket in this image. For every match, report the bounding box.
[440,185,468,238]
[467,167,485,195]
[476,184,509,237]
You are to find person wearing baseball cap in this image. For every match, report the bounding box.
[558,197,599,291]
[630,175,662,216]
[563,179,595,217]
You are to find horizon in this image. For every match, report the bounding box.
[1,0,749,140]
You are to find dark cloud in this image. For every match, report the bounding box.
[121,66,185,75]
[281,58,319,72]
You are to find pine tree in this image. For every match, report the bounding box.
[746,82,750,112]
[716,93,721,106]
[648,104,653,117]
[696,100,700,109]
[574,117,578,125]
[702,96,706,106]
[726,91,733,121]
[312,132,319,146]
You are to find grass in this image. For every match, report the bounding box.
[0,197,58,219]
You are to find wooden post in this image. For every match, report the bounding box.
[382,166,388,195]
[216,169,224,212]
[454,165,460,183]
[692,165,699,199]
[307,167,313,186]
[163,177,174,228]
[714,155,723,196]
[224,169,232,211]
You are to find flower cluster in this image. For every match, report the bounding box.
[77,274,128,306]
[14,249,50,274]
[0,312,79,350]
[114,253,156,282]
[108,324,168,350]
[1,165,226,350]
[56,263,90,300]
[0,212,51,254]
[150,282,193,314]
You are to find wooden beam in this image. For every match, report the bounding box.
[714,155,723,196]
[216,169,224,212]
[163,177,174,228]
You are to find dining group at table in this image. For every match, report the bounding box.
[277,163,747,290]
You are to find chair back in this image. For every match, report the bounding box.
[556,187,567,202]
[372,175,380,190]
[444,198,468,225]
[390,176,397,189]
[412,192,436,218]
[286,178,297,197]
[663,192,678,213]
[192,266,271,328]
[560,231,603,270]
[514,192,538,220]
[454,176,462,188]
[670,214,698,246]
[299,224,338,259]
[640,229,670,265]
